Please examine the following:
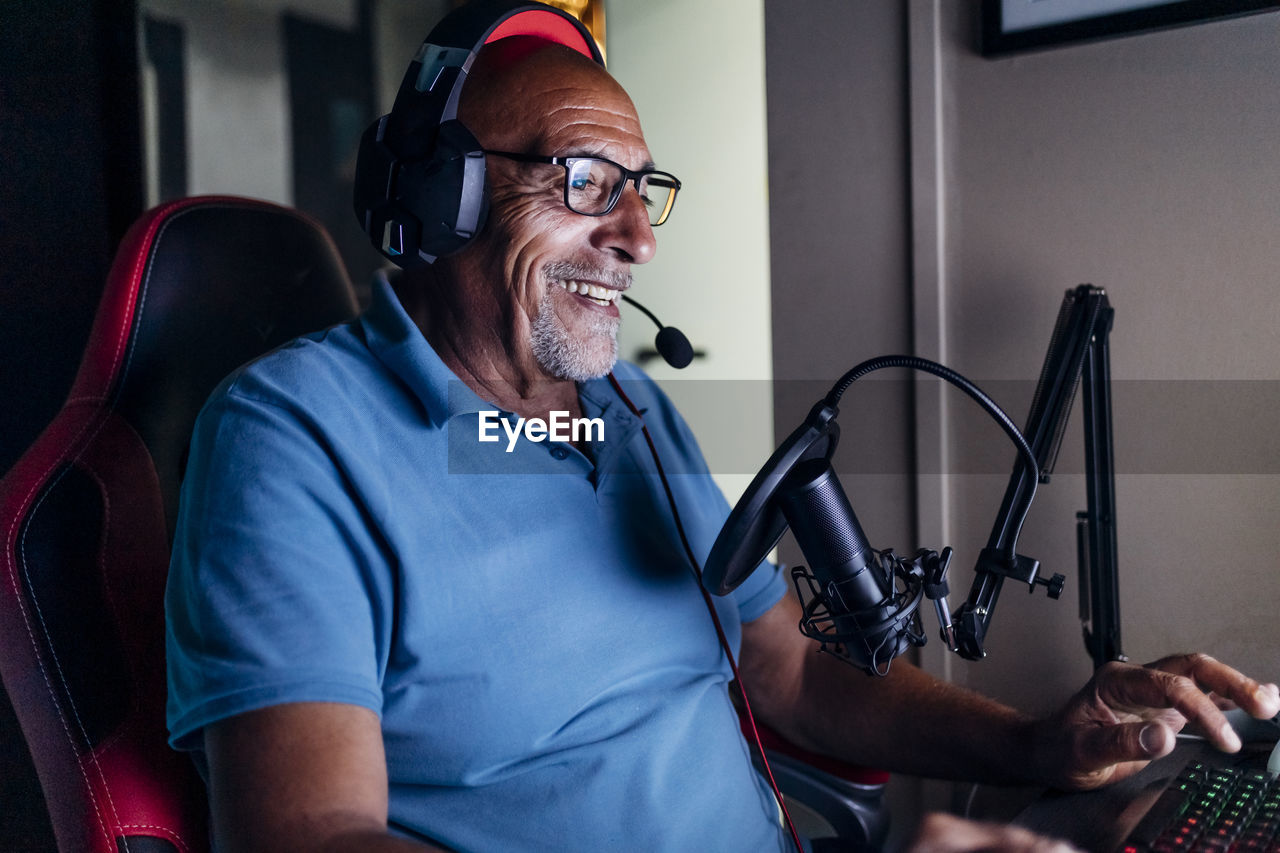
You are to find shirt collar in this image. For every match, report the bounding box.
[359,274,490,428]
[578,376,644,479]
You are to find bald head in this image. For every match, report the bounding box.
[460,37,645,158]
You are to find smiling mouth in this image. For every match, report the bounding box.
[554,279,622,307]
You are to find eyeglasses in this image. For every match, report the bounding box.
[482,150,681,226]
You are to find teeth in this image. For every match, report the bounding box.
[556,279,620,305]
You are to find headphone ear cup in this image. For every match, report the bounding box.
[398,119,490,263]
[354,115,419,265]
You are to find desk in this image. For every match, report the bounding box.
[1012,740,1277,851]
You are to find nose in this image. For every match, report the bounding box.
[592,183,657,265]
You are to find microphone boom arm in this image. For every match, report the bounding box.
[953,285,1120,664]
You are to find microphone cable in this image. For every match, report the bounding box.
[607,373,806,853]
[825,355,1040,564]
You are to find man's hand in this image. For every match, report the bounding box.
[905,813,1081,852]
[741,595,1280,794]
[1031,654,1280,791]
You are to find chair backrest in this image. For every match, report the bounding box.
[0,196,360,853]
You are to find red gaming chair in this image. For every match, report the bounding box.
[0,196,360,853]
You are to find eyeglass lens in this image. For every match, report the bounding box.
[565,159,677,226]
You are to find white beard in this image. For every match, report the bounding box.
[530,286,620,381]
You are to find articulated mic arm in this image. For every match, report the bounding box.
[953,284,1122,666]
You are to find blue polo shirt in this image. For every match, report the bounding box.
[166,277,790,851]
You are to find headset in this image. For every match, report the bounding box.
[353,0,604,267]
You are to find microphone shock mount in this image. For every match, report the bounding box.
[790,547,959,676]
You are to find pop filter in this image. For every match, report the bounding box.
[703,401,840,595]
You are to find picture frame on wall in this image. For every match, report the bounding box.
[980,0,1280,55]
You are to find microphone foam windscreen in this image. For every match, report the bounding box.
[655,326,694,369]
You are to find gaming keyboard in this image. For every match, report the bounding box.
[1120,759,1280,851]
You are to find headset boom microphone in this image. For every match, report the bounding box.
[621,294,694,369]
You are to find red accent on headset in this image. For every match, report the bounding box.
[484,10,596,59]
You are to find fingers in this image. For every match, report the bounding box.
[1146,655,1280,749]
[1080,718,1175,765]
[906,813,1082,853]
[1146,653,1280,720]
[1093,661,1229,744]
[1093,658,1275,753]
[1047,656,1275,792]
[1051,718,1171,790]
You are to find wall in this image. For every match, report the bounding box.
[766,0,1280,719]
[925,1,1280,715]
[138,0,357,204]
[608,0,776,502]
[0,1,138,478]
[763,1,916,554]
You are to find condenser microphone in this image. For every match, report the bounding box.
[621,294,694,369]
[778,458,917,673]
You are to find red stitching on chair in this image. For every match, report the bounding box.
[2,199,213,851]
[115,826,191,853]
[1,197,287,853]
[3,195,355,852]
[9,411,121,851]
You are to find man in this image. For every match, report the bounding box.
[165,11,1279,853]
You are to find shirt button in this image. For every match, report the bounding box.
[550,446,569,460]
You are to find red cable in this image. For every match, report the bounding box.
[607,374,805,853]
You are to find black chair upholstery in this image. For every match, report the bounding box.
[0,196,359,853]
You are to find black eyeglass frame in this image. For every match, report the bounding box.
[482,149,681,226]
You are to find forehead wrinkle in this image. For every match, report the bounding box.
[545,117,643,140]
[538,101,642,130]
[535,108,651,166]
[538,96,637,121]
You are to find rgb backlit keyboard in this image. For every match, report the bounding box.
[1121,760,1280,851]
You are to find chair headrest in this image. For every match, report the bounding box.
[71,196,360,535]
